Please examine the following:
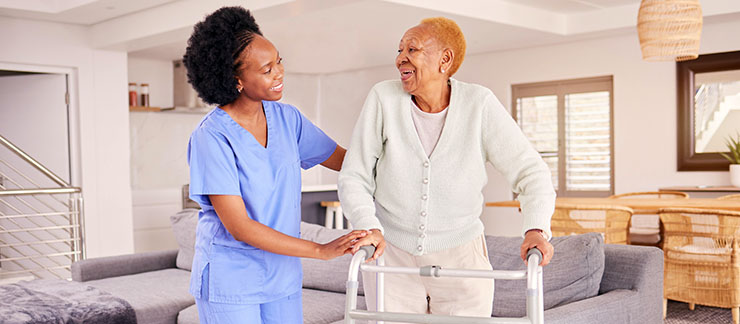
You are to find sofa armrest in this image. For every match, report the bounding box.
[595,244,663,322]
[599,244,663,293]
[72,249,178,282]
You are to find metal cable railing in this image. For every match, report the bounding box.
[0,134,84,281]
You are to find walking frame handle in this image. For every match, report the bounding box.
[526,247,543,265]
[358,244,376,260]
[344,244,545,324]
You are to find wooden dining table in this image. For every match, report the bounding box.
[486,197,740,214]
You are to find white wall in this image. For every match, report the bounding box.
[281,74,325,187]
[316,19,740,236]
[129,111,203,190]
[127,57,174,108]
[318,67,398,185]
[129,110,201,252]
[0,16,134,257]
[130,187,181,253]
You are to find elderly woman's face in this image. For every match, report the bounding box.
[396,25,444,94]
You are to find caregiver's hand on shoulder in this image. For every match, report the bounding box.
[351,229,386,262]
[520,229,554,266]
[316,230,369,260]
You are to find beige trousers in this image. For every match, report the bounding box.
[362,235,494,323]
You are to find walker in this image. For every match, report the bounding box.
[344,245,544,324]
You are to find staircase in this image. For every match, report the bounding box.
[695,82,740,153]
[0,134,84,281]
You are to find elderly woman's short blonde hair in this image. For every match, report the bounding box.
[420,17,466,76]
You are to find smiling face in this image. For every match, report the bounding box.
[235,34,284,103]
[395,25,446,95]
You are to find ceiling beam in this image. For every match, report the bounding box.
[380,0,567,35]
[567,0,740,36]
[566,3,638,35]
[90,0,365,51]
[0,0,97,13]
[90,0,292,50]
[701,0,740,20]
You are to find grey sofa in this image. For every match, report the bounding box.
[71,209,663,324]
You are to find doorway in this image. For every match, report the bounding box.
[0,68,83,280]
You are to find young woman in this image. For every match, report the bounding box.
[183,7,367,323]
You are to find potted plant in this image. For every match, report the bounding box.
[720,134,740,187]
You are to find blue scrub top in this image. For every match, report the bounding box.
[187,101,336,304]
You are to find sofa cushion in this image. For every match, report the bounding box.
[300,222,365,295]
[86,268,194,324]
[177,304,198,324]
[170,209,199,271]
[486,233,604,317]
[303,288,366,324]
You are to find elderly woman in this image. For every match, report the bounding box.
[338,17,556,318]
[184,7,369,324]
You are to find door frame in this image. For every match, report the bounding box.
[0,62,80,187]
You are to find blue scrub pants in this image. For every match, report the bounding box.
[195,266,303,324]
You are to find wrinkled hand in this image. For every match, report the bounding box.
[316,230,369,260]
[351,229,386,262]
[520,230,554,266]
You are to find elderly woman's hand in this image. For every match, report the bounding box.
[351,229,386,262]
[520,230,554,266]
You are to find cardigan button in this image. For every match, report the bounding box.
[421,194,428,200]
[423,178,429,184]
[419,224,425,230]
[423,162,429,168]
[420,211,427,217]
[417,245,423,251]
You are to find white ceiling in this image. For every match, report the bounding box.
[499,0,639,13]
[0,0,179,25]
[1,0,739,74]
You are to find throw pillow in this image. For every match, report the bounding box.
[170,208,199,271]
[487,233,604,317]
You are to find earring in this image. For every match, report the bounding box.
[237,86,243,93]
[440,68,445,73]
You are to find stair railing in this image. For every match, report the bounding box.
[0,134,84,281]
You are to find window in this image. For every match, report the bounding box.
[512,76,614,197]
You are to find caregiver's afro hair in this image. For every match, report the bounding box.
[183,6,262,106]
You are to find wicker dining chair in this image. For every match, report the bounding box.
[718,194,740,201]
[660,207,740,324]
[551,204,633,244]
[610,191,690,247]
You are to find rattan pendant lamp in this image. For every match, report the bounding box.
[637,0,703,62]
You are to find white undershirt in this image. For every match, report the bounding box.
[410,99,448,157]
